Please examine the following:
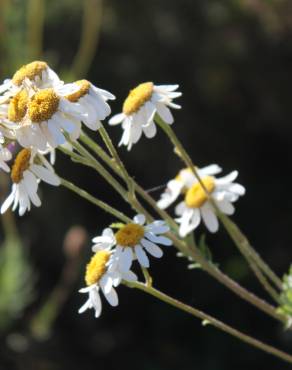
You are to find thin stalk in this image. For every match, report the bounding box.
[79,133,178,230]
[58,146,92,167]
[142,267,153,287]
[168,233,286,323]
[98,125,134,194]
[27,0,45,60]
[72,137,155,222]
[123,280,292,365]
[219,213,283,290]
[60,177,131,224]
[70,0,103,78]
[155,115,282,292]
[70,139,127,200]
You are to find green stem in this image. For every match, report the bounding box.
[70,0,103,78]
[73,136,155,222]
[79,133,178,230]
[60,177,131,224]
[98,125,134,194]
[70,139,128,200]
[142,267,153,287]
[155,115,282,293]
[123,280,292,365]
[219,213,283,290]
[169,234,286,324]
[58,146,92,167]
[27,0,44,60]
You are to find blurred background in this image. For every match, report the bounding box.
[1,0,292,369]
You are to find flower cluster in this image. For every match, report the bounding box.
[0,61,114,215]
[79,214,172,317]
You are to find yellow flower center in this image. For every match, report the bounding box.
[185,176,215,208]
[115,223,145,247]
[65,79,90,102]
[28,88,59,122]
[122,82,154,115]
[85,250,110,286]
[11,148,31,184]
[12,61,48,86]
[8,90,29,122]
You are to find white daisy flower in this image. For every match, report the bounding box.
[65,79,115,130]
[78,249,137,318]
[109,82,181,150]
[0,145,12,172]
[0,60,61,95]
[157,164,222,210]
[92,214,172,270]
[6,85,84,150]
[175,171,245,237]
[1,148,60,216]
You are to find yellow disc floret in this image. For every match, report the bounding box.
[11,148,31,184]
[66,79,90,102]
[8,90,29,122]
[185,176,215,208]
[123,82,154,115]
[12,61,48,86]
[115,223,145,247]
[28,88,59,122]
[85,250,110,286]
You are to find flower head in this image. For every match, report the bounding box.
[1,148,60,216]
[6,85,85,150]
[78,248,137,318]
[65,79,115,130]
[1,60,61,92]
[175,170,245,236]
[109,83,181,150]
[92,214,172,271]
[157,164,222,210]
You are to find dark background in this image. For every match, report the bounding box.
[1,0,292,369]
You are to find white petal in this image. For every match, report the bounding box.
[48,119,66,145]
[144,232,172,246]
[109,113,125,125]
[156,102,174,124]
[30,164,60,186]
[178,208,200,237]
[100,275,113,294]
[134,244,149,267]
[199,164,222,176]
[121,270,137,282]
[146,223,169,234]
[217,199,235,215]
[89,289,102,317]
[78,298,91,314]
[141,239,163,258]
[201,203,219,233]
[175,201,187,216]
[133,214,146,225]
[1,187,16,214]
[216,171,238,185]
[143,121,157,138]
[104,287,119,306]
[119,247,133,272]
